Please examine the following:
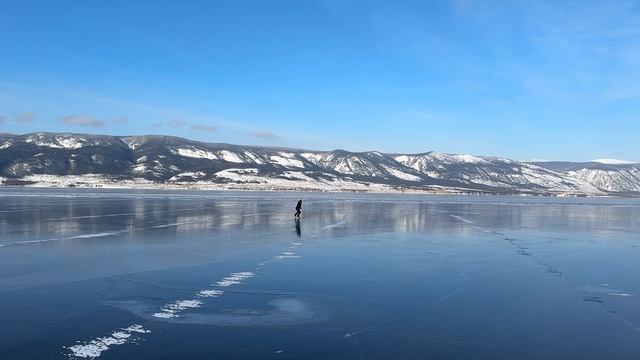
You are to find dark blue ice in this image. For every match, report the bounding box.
[1,187,640,359]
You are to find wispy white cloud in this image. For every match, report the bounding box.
[14,112,36,124]
[191,124,217,133]
[167,119,187,127]
[248,130,279,139]
[60,115,105,127]
[504,0,640,104]
[366,0,640,107]
[0,81,382,152]
[114,117,128,125]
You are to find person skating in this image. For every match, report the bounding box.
[294,200,302,218]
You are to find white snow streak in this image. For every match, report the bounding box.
[218,150,244,163]
[270,155,305,168]
[64,324,150,359]
[152,299,203,319]
[176,148,218,160]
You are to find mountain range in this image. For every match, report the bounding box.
[0,132,638,196]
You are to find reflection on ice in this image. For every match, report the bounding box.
[174,298,325,326]
[2,190,639,249]
[108,297,325,327]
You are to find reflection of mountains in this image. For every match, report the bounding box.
[291,201,640,236]
[1,196,638,242]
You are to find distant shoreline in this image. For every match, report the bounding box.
[1,176,630,198]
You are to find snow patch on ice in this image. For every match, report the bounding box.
[152,299,202,319]
[215,272,255,287]
[64,324,150,359]
[197,289,224,298]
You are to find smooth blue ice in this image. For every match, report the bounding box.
[1,188,640,359]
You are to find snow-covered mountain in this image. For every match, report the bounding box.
[529,161,640,194]
[0,132,636,195]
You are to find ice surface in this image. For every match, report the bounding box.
[1,189,640,360]
[449,214,474,224]
[171,298,325,326]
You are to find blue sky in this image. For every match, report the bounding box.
[1,0,639,161]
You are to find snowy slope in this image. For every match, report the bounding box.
[530,161,640,193]
[394,152,599,193]
[0,132,636,195]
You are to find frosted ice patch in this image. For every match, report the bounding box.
[64,323,150,359]
[170,298,326,326]
[198,289,224,298]
[579,285,625,294]
[153,299,202,319]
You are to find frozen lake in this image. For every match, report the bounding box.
[1,188,640,359]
